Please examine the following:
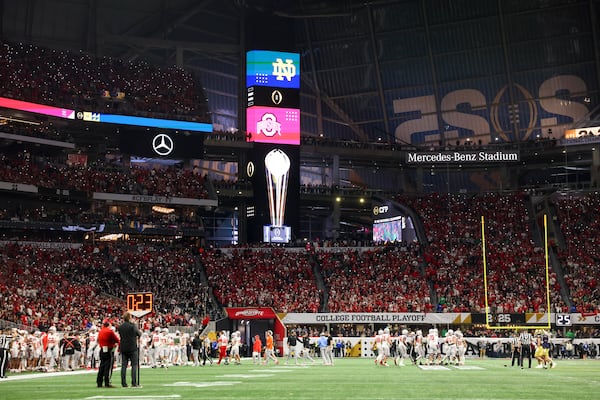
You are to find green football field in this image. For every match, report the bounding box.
[1,357,598,400]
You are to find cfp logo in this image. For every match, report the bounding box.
[272,58,296,82]
[152,134,174,156]
[246,161,255,178]
[257,113,281,137]
[271,90,283,105]
[373,205,389,216]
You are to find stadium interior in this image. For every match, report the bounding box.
[1,0,600,342]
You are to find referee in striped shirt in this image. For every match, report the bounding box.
[518,329,533,369]
[0,328,12,379]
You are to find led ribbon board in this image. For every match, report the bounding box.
[79,112,213,132]
[0,96,75,119]
[0,96,212,132]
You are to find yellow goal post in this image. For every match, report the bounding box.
[481,214,552,330]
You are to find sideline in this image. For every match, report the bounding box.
[0,368,97,382]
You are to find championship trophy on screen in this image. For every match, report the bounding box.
[264,148,290,227]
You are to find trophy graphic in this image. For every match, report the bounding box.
[264,148,291,227]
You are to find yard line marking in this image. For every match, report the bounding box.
[250,369,293,373]
[417,365,451,370]
[164,381,241,388]
[85,396,181,400]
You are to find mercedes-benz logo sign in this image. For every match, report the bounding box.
[152,134,174,156]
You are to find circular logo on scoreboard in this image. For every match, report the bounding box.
[271,90,283,105]
[152,134,174,156]
[373,205,389,216]
[246,161,255,178]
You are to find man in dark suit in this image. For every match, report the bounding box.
[117,312,142,388]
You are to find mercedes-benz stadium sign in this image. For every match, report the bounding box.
[405,150,520,164]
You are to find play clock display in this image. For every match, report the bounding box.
[126,292,153,317]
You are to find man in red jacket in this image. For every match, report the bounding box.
[96,319,120,388]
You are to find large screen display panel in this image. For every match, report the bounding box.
[119,128,204,159]
[246,50,300,89]
[246,106,300,145]
[372,203,417,244]
[263,225,292,244]
[373,216,405,243]
[246,144,300,243]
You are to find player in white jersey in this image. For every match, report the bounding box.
[28,331,43,371]
[394,329,411,366]
[414,330,425,365]
[426,328,440,365]
[9,330,23,372]
[373,330,384,365]
[229,331,241,365]
[168,332,178,365]
[159,328,170,367]
[180,333,189,365]
[405,331,415,363]
[455,330,466,365]
[86,326,100,369]
[19,331,29,372]
[140,331,151,366]
[149,327,162,368]
[202,334,214,365]
[441,330,458,365]
[379,328,392,366]
[45,326,61,371]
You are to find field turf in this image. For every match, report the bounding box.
[1,357,598,400]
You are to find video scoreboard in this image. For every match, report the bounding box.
[246,50,300,146]
[245,50,301,242]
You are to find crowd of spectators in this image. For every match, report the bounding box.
[0,152,210,199]
[2,183,600,334]
[106,244,213,325]
[398,192,565,314]
[0,120,72,142]
[0,243,214,331]
[0,243,125,331]
[0,41,210,122]
[201,247,321,313]
[318,245,432,313]
[553,193,600,313]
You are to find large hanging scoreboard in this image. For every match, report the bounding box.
[245,50,301,243]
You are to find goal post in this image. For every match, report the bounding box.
[481,214,552,330]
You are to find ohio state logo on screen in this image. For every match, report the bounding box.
[256,113,281,137]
